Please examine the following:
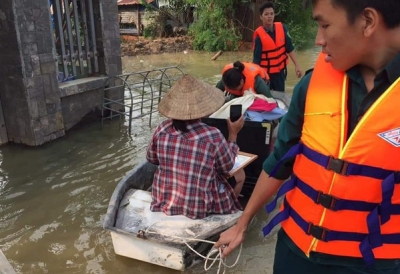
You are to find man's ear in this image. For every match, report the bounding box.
[362,8,379,37]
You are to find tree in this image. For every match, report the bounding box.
[142,0,315,51]
[274,0,315,49]
[187,0,243,51]
[188,0,314,51]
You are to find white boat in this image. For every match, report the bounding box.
[103,91,290,270]
[103,161,242,271]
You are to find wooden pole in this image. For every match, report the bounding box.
[211,50,223,61]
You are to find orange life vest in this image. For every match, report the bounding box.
[253,22,289,74]
[222,62,269,96]
[263,53,400,265]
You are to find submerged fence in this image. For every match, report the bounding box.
[102,67,185,134]
[50,0,99,81]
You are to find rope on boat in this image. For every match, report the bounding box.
[142,229,242,274]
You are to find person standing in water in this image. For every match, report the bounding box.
[253,2,303,92]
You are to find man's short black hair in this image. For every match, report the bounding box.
[259,2,275,15]
[308,0,400,28]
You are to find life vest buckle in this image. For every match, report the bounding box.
[316,191,338,210]
[327,156,349,175]
[307,223,330,242]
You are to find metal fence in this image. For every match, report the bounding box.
[50,0,99,81]
[102,66,184,134]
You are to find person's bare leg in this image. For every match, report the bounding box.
[233,169,245,197]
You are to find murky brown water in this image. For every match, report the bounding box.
[0,48,319,274]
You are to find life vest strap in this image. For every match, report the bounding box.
[261,54,287,62]
[266,174,400,214]
[269,143,397,180]
[260,56,288,71]
[268,143,303,178]
[263,198,400,265]
[266,175,296,213]
[302,144,396,179]
[269,143,400,218]
[326,156,349,175]
[261,44,286,54]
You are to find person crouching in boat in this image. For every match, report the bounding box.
[216,61,272,101]
[146,74,245,219]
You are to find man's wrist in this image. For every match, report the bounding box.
[236,213,252,233]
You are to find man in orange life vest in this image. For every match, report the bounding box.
[216,0,400,273]
[253,2,303,92]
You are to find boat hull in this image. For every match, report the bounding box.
[110,230,185,270]
[103,161,242,270]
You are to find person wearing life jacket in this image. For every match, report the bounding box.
[216,61,272,100]
[215,0,400,273]
[253,2,303,92]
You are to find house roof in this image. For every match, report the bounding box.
[117,0,154,5]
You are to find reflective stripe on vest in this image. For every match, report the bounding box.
[263,52,400,265]
[222,62,269,96]
[253,22,288,74]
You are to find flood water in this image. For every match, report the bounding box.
[0,48,319,274]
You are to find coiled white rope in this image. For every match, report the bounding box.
[202,243,242,274]
[143,229,242,274]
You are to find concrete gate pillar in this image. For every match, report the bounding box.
[0,0,122,146]
[0,0,64,146]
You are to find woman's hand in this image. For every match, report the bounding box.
[227,115,244,136]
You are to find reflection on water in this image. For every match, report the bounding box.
[0,48,319,273]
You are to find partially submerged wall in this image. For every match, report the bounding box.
[0,0,122,146]
[59,77,106,130]
[0,0,64,146]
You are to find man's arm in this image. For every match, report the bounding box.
[253,36,262,65]
[288,50,303,78]
[254,75,272,97]
[284,24,303,78]
[214,72,312,257]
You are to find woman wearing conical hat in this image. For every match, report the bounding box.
[146,74,245,219]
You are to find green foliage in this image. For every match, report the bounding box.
[139,0,316,51]
[143,24,158,38]
[274,0,316,49]
[187,0,242,51]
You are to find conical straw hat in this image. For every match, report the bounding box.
[158,74,225,120]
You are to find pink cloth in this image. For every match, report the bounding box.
[248,98,278,112]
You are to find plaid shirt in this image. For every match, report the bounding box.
[146,119,242,219]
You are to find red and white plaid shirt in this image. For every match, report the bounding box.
[146,119,242,219]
